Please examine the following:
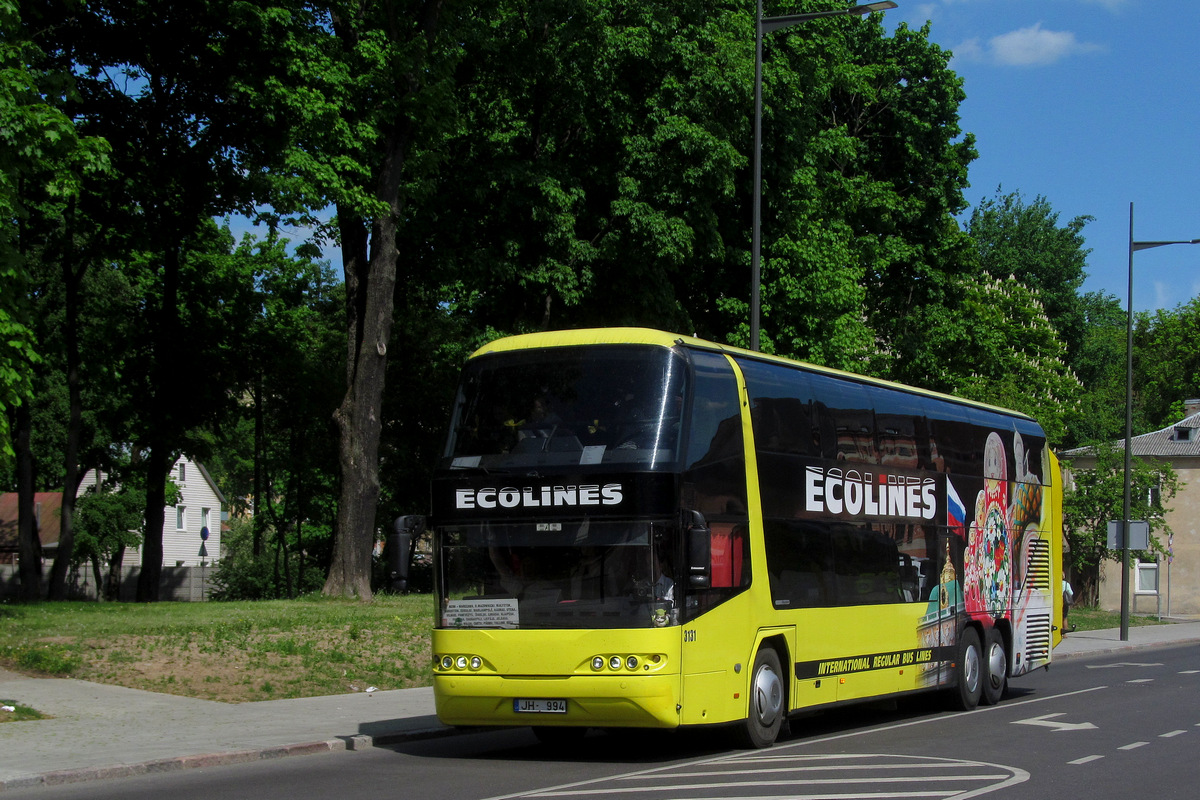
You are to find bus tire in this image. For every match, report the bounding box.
[981,627,1007,706]
[736,647,785,748]
[951,627,983,711]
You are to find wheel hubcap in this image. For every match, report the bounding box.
[964,645,981,694]
[752,665,783,726]
[987,642,1006,689]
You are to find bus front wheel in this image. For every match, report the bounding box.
[951,627,983,711]
[736,647,785,748]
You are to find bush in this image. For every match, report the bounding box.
[210,519,325,600]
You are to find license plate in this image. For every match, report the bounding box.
[513,698,568,714]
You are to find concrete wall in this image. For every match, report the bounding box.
[0,562,214,602]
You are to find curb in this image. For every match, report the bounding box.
[0,726,457,792]
[1053,636,1200,663]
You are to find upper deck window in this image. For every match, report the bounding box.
[442,345,687,472]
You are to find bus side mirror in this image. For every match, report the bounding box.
[686,510,711,588]
[390,515,426,593]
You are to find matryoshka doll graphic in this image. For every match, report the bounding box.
[964,432,1010,621]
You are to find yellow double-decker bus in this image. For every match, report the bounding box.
[429,328,1062,747]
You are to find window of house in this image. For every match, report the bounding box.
[176,506,187,531]
[1134,559,1159,595]
[201,507,210,534]
[178,463,186,481]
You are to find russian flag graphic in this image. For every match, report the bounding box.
[946,478,967,539]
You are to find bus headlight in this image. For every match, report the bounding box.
[441,655,453,670]
[470,656,482,670]
[626,656,639,670]
[455,656,468,670]
[609,656,622,670]
[592,656,605,671]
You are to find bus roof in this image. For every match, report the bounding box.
[469,327,1040,425]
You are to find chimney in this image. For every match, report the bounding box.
[1186,399,1200,419]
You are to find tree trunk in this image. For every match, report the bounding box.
[1076,562,1101,608]
[253,374,265,556]
[105,546,125,601]
[321,2,444,599]
[137,240,184,602]
[136,441,169,602]
[48,248,85,600]
[90,556,103,600]
[14,401,42,601]
[324,206,396,599]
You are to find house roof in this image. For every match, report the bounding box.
[1062,411,1200,459]
[192,459,228,506]
[0,492,64,552]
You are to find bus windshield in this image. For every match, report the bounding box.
[442,345,686,471]
[437,520,680,630]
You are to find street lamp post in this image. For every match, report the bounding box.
[750,1,897,351]
[1121,201,1200,640]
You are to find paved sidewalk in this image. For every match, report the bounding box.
[3,621,1199,791]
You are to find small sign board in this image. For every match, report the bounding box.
[1107,520,1150,550]
[442,598,519,629]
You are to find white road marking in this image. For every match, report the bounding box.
[1012,713,1098,732]
[1069,755,1105,765]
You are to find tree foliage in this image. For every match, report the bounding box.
[11,0,1192,603]
[914,272,1082,444]
[1062,441,1178,605]
[1135,296,1200,428]
[966,189,1091,363]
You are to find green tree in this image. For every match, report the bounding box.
[73,479,145,601]
[1,0,109,600]
[421,3,976,375]
[1066,291,1127,447]
[249,0,465,599]
[1062,441,1178,606]
[798,16,977,372]
[965,188,1091,363]
[1135,296,1200,428]
[204,231,344,598]
[913,272,1082,445]
[53,1,291,600]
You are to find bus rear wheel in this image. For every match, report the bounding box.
[735,647,785,748]
[950,627,983,711]
[981,627,1007,706]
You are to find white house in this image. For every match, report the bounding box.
[79,455,226,567]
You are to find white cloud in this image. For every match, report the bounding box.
[952,37,985,62]
[954,22,1104,66]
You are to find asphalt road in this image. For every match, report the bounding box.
[7,643,1198,800]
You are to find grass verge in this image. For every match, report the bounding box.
[0,594,434,703]
[1069,605,1169,631]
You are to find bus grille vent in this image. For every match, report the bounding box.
[1026,613,1052,661]
[1026,538,1051,590]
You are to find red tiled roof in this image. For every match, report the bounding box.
[0,492,64,552]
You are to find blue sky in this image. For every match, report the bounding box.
[891,0,1200,312]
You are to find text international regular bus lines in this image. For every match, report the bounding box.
[424,328,1063,747]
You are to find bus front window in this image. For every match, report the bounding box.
[442,346,686,471]
[436,521,681,630]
